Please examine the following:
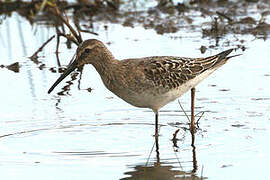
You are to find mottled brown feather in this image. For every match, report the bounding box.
[141,49,234,89]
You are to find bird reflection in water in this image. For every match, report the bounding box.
[121,132,204,180]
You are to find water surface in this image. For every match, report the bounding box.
[0,10,270,180]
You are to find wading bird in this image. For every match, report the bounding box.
[48,39,240,136]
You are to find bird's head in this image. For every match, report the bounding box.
[48,39,110,94]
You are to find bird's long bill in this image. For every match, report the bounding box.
[48,59,78,94]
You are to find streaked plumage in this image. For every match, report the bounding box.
[48,39,240,135]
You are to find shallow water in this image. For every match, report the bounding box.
[0,12,270,180]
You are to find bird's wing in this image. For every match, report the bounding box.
[141,49,235,89]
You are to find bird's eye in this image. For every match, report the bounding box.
[84,48,91,53]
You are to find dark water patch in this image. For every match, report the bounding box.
[220,164,233,168]
[121,163,203,180]
[219,88,230,91]
[251,97,270,101]
[0,62,20,72]
[231,124,245,128]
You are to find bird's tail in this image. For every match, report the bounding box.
[227,54,242,60]
[212,48,242,67]
[216,48,242,61]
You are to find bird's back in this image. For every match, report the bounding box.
[101,49,238,112]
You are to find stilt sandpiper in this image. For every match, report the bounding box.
[48,39,240,136]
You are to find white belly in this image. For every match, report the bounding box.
[112,68,218,113]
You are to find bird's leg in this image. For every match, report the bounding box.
[155,112,159,136]
[155,134,160,165]
[191,88,195,132]
[190,88,196,146]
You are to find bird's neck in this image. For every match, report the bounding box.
[92,52,117,72]
[91,53,120,87]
